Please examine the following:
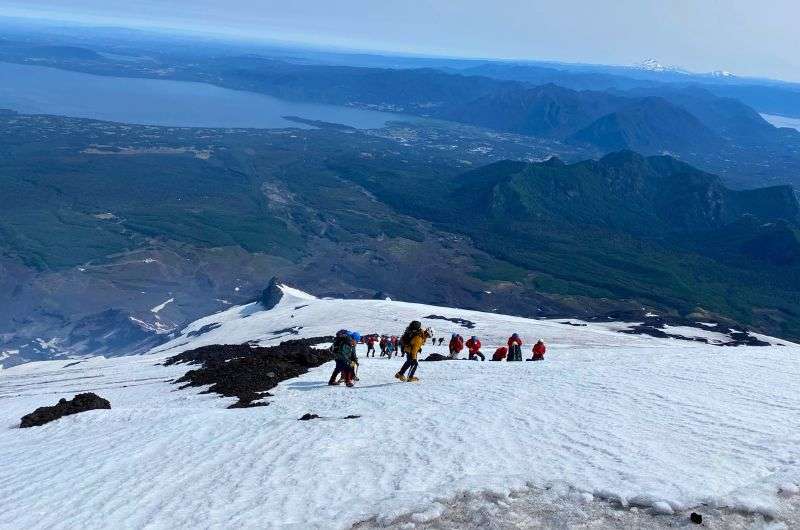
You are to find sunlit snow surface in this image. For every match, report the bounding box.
[2,286,800,529]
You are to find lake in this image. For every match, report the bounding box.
[0,61,414,129]
[761,113,800,131]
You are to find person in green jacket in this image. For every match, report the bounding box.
[328,330,359,387]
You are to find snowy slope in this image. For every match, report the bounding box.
[2,286,800,529]
[152,285,788,357]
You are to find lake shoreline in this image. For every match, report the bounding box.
[0,61,415,130]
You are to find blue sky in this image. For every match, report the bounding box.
[4,0,800,82]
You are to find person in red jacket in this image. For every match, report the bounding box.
[507,333,523,361]
[379,335,388,357]
[465,336,484,361]
[365,334,377,357]
[491,346,508,361]
[530,340,546,361]
[448,333,464,359]
[390,335,400,356]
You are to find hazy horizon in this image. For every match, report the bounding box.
[3,0,800,83]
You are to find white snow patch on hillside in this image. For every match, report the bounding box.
[150,297,174,314]
[661,324,732,344]
[278,283,317,301]
[2,286,800,529]
[128,316,175,335]
[35,337,61,351]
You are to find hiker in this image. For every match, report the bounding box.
[386,336,396,357]
[507,333,523,361]
[448,333,464,359]
[395,321,431,382]
[379,335,388,357]
[430,334,436,345]
[466,336,484,361]
[391,335,400,356]
[349,332,361,381]
[530,339,546,361]
[366,334,377,357]
[437,337,444,346]
[329,330,359,387]
[491,346,508,361]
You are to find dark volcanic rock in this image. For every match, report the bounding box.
[166,336,335,408]
[259,276,284,310]
[690,512,703,524]
[620,324,709,343]
[299,413,320,421]
[187,322,222,338]
[20,392,111,428]
[591,310,772,346]
[424,314,476,329]
[422,353,450,362]
[271,326,302,336]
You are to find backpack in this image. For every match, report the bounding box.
[331,334,350,356]
[400,321,422,351]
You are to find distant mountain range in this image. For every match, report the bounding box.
[628,58,734,79]
[568,96,725,153]
[454,152,799,232]
[1,25,800,188]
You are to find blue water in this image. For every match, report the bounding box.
[0,61,414,129]
[761,113,800,131]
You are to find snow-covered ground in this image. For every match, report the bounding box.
[2,286,800,529]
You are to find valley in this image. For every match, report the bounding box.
[1,110,799,366]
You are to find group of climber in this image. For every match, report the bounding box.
[362,334,401,358]
[328,321,432,386]
[448,333,546,362]
[329,321,548,387]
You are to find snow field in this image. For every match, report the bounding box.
[2,287,800,529]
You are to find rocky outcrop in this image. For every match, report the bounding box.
[166,337,335,408]
[20,393,111,428]
[259,277,284,310]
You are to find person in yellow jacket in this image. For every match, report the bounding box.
[394,320,432,382]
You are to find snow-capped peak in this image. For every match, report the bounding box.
[277,283,317,301]
[633,59,735,78]
[633,58,687,74]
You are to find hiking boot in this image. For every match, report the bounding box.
[407,376,419,382]
[394,372,407,382]
[346,382,354,388]
[328,380,341,386]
